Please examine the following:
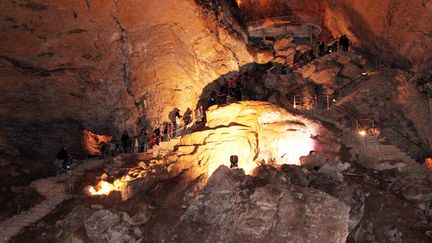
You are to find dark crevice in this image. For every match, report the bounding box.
[84,0,91,9]
[111,15,142,116]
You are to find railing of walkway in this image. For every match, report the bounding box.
[328,104,431,162]
[247,10,323,28]
[380,126,431,161]
[334,64,388,100]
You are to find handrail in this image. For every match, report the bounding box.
[380,125,430,159]
[335,64,388,100]
[330,105,430,160]
[247,10,323,28]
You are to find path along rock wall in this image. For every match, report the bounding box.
[0,0,253,176]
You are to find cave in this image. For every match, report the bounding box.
[1,0,432,242]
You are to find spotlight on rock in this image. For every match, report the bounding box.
[358,130,367,136]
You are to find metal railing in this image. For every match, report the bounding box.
[97,106,205,157]
[247,10,323,28]
[380,126,431,161]
[326,104,430,162]
[334,64,388,100]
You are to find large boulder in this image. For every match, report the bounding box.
[177,101,326,176]
[174,165,350,242]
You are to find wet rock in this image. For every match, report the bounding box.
[65,234,84,243]
[174,165,350,242]
[182,174,208,206]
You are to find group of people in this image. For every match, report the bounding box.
[97,130,150,158]
[293,34,351,69]
[319,34,351,56]
[97,106,201,158]
[208,74,243,108]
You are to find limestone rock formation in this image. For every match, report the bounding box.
[84,209,137,243]
[238,0,432,67]
[176,101,340,176]
[0,0,252,176]
[174,165,351,243]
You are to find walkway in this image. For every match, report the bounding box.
[0,177,71,242]
[0,158,106,242]
[247,10,323,38]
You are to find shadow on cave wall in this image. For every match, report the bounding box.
[196,62,273,110]
[329,4,413,69]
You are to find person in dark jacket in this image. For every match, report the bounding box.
[121,131,130,153]
[153,126,161,145]
[183,108,193,126]
[339,35,350,51]
[319,42,325,56]
[56,146,70,173]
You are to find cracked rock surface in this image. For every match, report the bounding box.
[0,0,252,176]
[174,165,350,243]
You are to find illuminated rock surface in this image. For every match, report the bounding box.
[1,0,432,242]
[238,0,432,67]
[0,0,252,171]
[177,101,330,175]
[175,165,350,242]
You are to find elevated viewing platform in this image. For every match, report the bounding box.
[247,10,323,38]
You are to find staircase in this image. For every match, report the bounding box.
[0,177,71,242]
[319,102,427,170]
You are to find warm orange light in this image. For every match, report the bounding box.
[88,173,140,196]
[83,129,112,155]
[425,158,432,171]
[274,132,315,165]
[88,180,117,196]
[358,130,367,136]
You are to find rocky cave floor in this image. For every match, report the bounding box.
[7,107,432,243]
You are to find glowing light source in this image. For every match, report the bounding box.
[88,101,321,199]
[425,158,432,171]
[358,130,367,136]
[88,180,117,196]
[88,173,138,196]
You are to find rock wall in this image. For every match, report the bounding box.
[237,0,432,68]
[0,0,252,172]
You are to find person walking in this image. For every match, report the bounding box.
[153,126,161,145]
[169,108,182,134]
[138,129,147,152]
[56,146,71,174]
[183,108,193,126]
[121,131,130,153]
[339,35,350,51]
